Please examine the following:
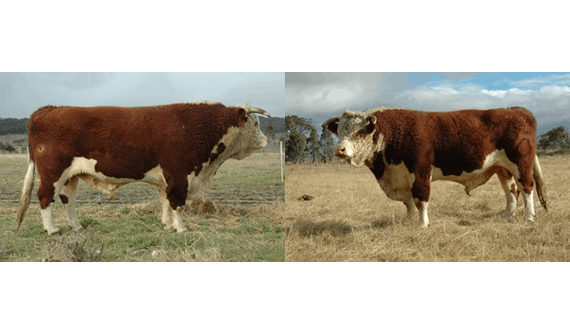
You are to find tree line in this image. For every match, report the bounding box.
[285,116,335,163]
[285,116,570,163]
[0,118,28,135]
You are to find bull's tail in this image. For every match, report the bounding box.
[16,158,35,229]
[534,154,548,212]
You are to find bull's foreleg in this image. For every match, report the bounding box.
[165,178,189,233]
[172,207,188,233]
[59,176,84,231]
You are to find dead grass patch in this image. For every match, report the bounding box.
[285,157,570,262]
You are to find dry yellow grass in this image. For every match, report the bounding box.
[285,156,570,261]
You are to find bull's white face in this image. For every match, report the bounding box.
[324,110,385,167]
[227,113,268,160]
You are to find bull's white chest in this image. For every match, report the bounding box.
[377,162,416,201]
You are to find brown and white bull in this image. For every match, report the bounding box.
[16,101,270,235]
[323,106,547,227]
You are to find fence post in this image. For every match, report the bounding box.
[280,141,284,182]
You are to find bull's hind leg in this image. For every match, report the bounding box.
[517,164,537,222]
[521,189,536,222]
[497,169,518,217]
[403,199,418,220]
[37,173,69,235]
[508,138,537,221]
[59,176,84,231]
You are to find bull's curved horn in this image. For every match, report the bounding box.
[241,104,271,117]
[247,107,271,117]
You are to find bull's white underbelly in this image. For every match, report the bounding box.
[431,149,518,190]
[61,157,167,198]
[377,149,518,201]
[56,156,219,200]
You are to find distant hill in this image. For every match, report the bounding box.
[0,116,285,135]
[0,118,28,135]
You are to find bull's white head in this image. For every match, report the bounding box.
[322,109,385,167]
[226,105,271,160]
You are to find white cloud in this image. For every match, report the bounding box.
[481,89,507,98]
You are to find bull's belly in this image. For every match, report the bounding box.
[64,157,167,198]
[60,156,219,200]
[431,149,518,193]
[377,149,517,201]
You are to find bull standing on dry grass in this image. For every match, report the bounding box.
[323,106,547,227]
[17,101,270,235]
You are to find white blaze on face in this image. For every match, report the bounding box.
[335,110,385,167]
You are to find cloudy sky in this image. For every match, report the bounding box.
[0,73,285,118]
[286,73,570,134]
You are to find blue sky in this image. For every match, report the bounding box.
[0,73,285,118]
[286,73,570,133]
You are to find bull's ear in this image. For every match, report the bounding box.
[322,117,340,135]
[364,115,377,134]
[237,108,248,126]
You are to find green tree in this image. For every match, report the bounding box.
[285,116,315,163]
[265,123,276,140]
[307,128,320,164]
[319,128,335,163]
[538,126,570,150]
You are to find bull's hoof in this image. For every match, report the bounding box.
[501,210,516,218]
[46,229,62,236]
[69,225,86,232]
[176,227,189,234]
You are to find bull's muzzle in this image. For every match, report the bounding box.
[334,147,348,159]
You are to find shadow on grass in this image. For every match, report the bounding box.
[287,219,353,237]
[288,218,394,238]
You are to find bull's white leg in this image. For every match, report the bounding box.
[172,207,188,233]
[40,203,60,235]
[522,189,536,221]
[158,189,173,230]
[404,199,418,219]
[60,177,84,231]
[416,200,429,227]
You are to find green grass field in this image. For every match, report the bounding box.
[0,153,285,262]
